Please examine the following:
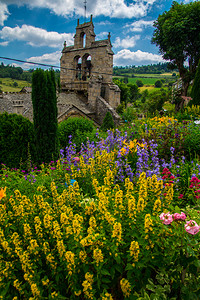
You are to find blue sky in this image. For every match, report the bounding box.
[0,0,194,69]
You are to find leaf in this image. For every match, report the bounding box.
[102,277,111,284]
[101,269,111,276]
[125,263,134,271]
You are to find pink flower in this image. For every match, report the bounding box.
[178,194,184,199]
[73,157,80,163]
[173,212,186,221]
[159,212,173,225]
[185,220,200,235]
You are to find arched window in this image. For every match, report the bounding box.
[74,56,82,80]
[80,32,86,48]
[82,54,92,81]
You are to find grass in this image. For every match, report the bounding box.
[0,77,31,92]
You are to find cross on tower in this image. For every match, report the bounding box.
[84,0,87,22]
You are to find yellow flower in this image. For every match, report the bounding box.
[74,290,82,296]
[101,292,114,300]
[130,241,140,262]
[120,278,132,298]
[82,273,94,299]
[144,214,153,234]
[93,248,104,266]
[112,222,122,243]
[0,187,6,200]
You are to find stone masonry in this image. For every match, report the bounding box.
[0,16,121,126]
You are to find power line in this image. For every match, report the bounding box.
[0,56,113,76]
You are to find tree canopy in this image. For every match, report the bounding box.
[152,1,200,96]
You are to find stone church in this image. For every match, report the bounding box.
[0,16,121,126]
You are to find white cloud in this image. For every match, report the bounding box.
[96,20,113,26]
[0,0,157,26]
[114,49,164,66]
[0,2,10,26]
[0,25,74,48]
[26,51,61,66]
[0,40,8,46]
[125,20,154,32]
[113,35,140,49]
[96,32,109,40]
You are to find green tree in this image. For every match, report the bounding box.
[0,112,36,168]
[144,89,168,115]
[155,80,162,88]
[136,79,144,87]
[127,83,139,103]
[100,111,115,132]
[113,79,129,106]
[32,69,58,164]
[152,1,200,97]
[190,60,200,106]
[13,82,18,87]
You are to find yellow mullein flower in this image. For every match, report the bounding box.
[144,214,153,235]
[0,187,6,200]
[112,222,122,243]
[137,197,145,212]
[153,198,162,215]
[79,250,87,263]
[30,283,40,297]
[82,272,94,299]
[101,292,114,300]
[128,195,136,219]
[120,278,132,298]
[130,241,140,262]
[64,251,75,276]
[93,248,104,266]
[74,290,82,296]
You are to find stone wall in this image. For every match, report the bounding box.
[96,96,120,126]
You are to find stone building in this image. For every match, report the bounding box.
[0,16,120,125]
[60,15,120,124]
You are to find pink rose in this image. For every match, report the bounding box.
[173,212,186,221]
[159,212,173,225]
[185,220,200,235]
[73,157,80,163]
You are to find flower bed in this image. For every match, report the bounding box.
[0,117,199,299]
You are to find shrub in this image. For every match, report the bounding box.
[183,123,200,159]
[58,117,95,151]
[32,69,59,164]
[155,80,162,88]
[0,112,36,168]
[100,111,115,132]
[136,79,144,87]
[190,59,200,106]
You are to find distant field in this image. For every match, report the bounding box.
[113,72,177,88]
[0,77,31,92]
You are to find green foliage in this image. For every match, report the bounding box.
[58,117,95,151]
[100,111,115,132]
[154,80,162,88]
[190,60,200,106]
[121,106,138,122]
[152,1,200,95]
[0,112,36,168]
[113,62,172,75]
[183,124,200,160]
[32,69,59,164]
[113,79,130,105]
[136,79,144,87]
[13,81,18,87]
[144,89,168,115]
[127,83,140,103]
[116,102,125,115]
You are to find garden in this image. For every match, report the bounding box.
[0,111,200,299]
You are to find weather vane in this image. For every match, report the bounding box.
[84,0,87,22]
